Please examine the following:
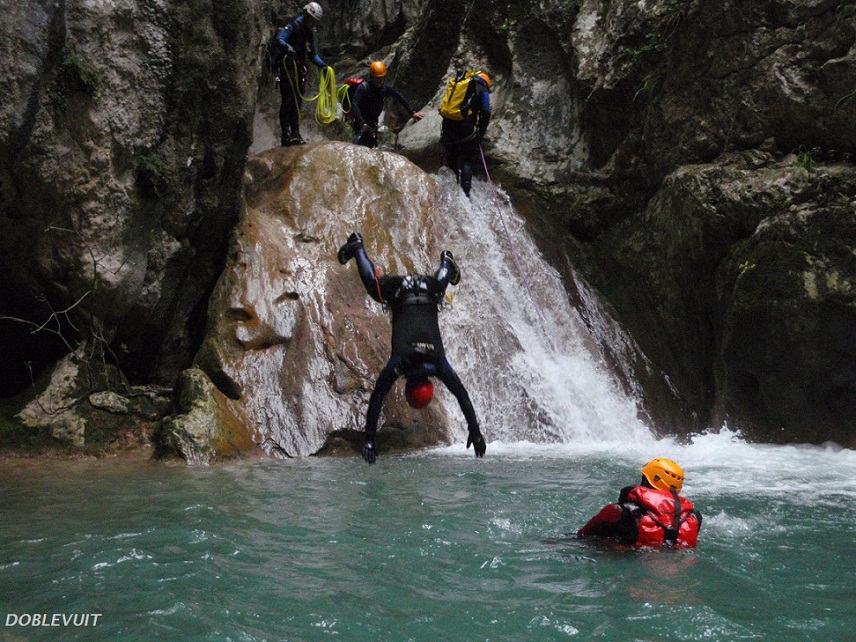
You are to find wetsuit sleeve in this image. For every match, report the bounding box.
[434,255,457,290]
[477,91,491,139]
[351,83,368,128]
[307,31,325,67]
[384,86,416,116]
[578,503,623,538]
[276,24,296,55]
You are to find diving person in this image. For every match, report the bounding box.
[440,71,492,197]
[577,458,703,548]
[337,232,486,464]
[350,61,425,148]
[274,2,329,146]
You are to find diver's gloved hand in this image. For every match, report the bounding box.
[467,429,486,457]
[440,250,461,285]
[337,232,363,265]
[361,431,377,464]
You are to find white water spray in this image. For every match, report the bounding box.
[424,169,651,446]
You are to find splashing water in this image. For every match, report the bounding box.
[424,169,650,446]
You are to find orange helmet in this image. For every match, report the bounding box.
[370,61,387,78]
[405,377,433,409]
[477,72,492,90]
[641,458,685,492]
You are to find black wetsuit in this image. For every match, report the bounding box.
[351,81,417,148]
[353,248,479,434]
[440,76,492,196]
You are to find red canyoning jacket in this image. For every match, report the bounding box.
[578,485,702,549]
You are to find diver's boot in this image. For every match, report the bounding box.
[461,162,473,198]
[440,250,460,285]
[337,232,364,265]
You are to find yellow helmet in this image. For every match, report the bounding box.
[641,458,684,492]
[370,61,387,78]
[477,72,492,90]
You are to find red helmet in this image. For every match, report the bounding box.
[405,377,434,409]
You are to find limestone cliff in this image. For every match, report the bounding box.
[2,0,854,455]
[392,0,856,445]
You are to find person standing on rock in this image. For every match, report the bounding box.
[337,232,486,464]
[350,61,425,149]
[440,71,492,197]
[274,2,330,147]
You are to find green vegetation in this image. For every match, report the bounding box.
[134,151,179,197]
[60,54,101,95]
[0,417,71,455]
[792,146,819,173]
[728,240,809,310]
[51,53,103,113]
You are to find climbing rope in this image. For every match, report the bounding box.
[478,143,558,352]
[281,60,339,126]
[336,82,353,115]
[281,57,304,124]
[304,66,339,126]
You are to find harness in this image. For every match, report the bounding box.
[624,486,701,548]
[395,275,443,310]
[650,487,687,546]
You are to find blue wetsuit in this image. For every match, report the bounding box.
[276,16,326,144]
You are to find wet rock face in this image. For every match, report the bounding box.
[593,152,856,445]
[438,0,856,444]
[159,142,454,461]
[0,0,266,396]
[714,163,856,446]
[2,0,855,452]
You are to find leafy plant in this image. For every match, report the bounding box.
[59,54,101,96]
[792,146,820,173]
[134,151,178,197]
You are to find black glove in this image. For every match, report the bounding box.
[467,430,486,457]
[440,250,460,285]
[362,432,377,464]
[337,232,363,265]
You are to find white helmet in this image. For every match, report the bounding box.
[304,2,323,21]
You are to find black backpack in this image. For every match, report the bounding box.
[266,27,284,73]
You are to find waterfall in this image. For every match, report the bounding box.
[207,143,655,462]
[420,169,652,446]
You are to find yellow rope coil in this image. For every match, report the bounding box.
[303,66,339,126]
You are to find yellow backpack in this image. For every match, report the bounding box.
[439,70,479,120]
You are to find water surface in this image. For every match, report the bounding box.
[2,434,854,641]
